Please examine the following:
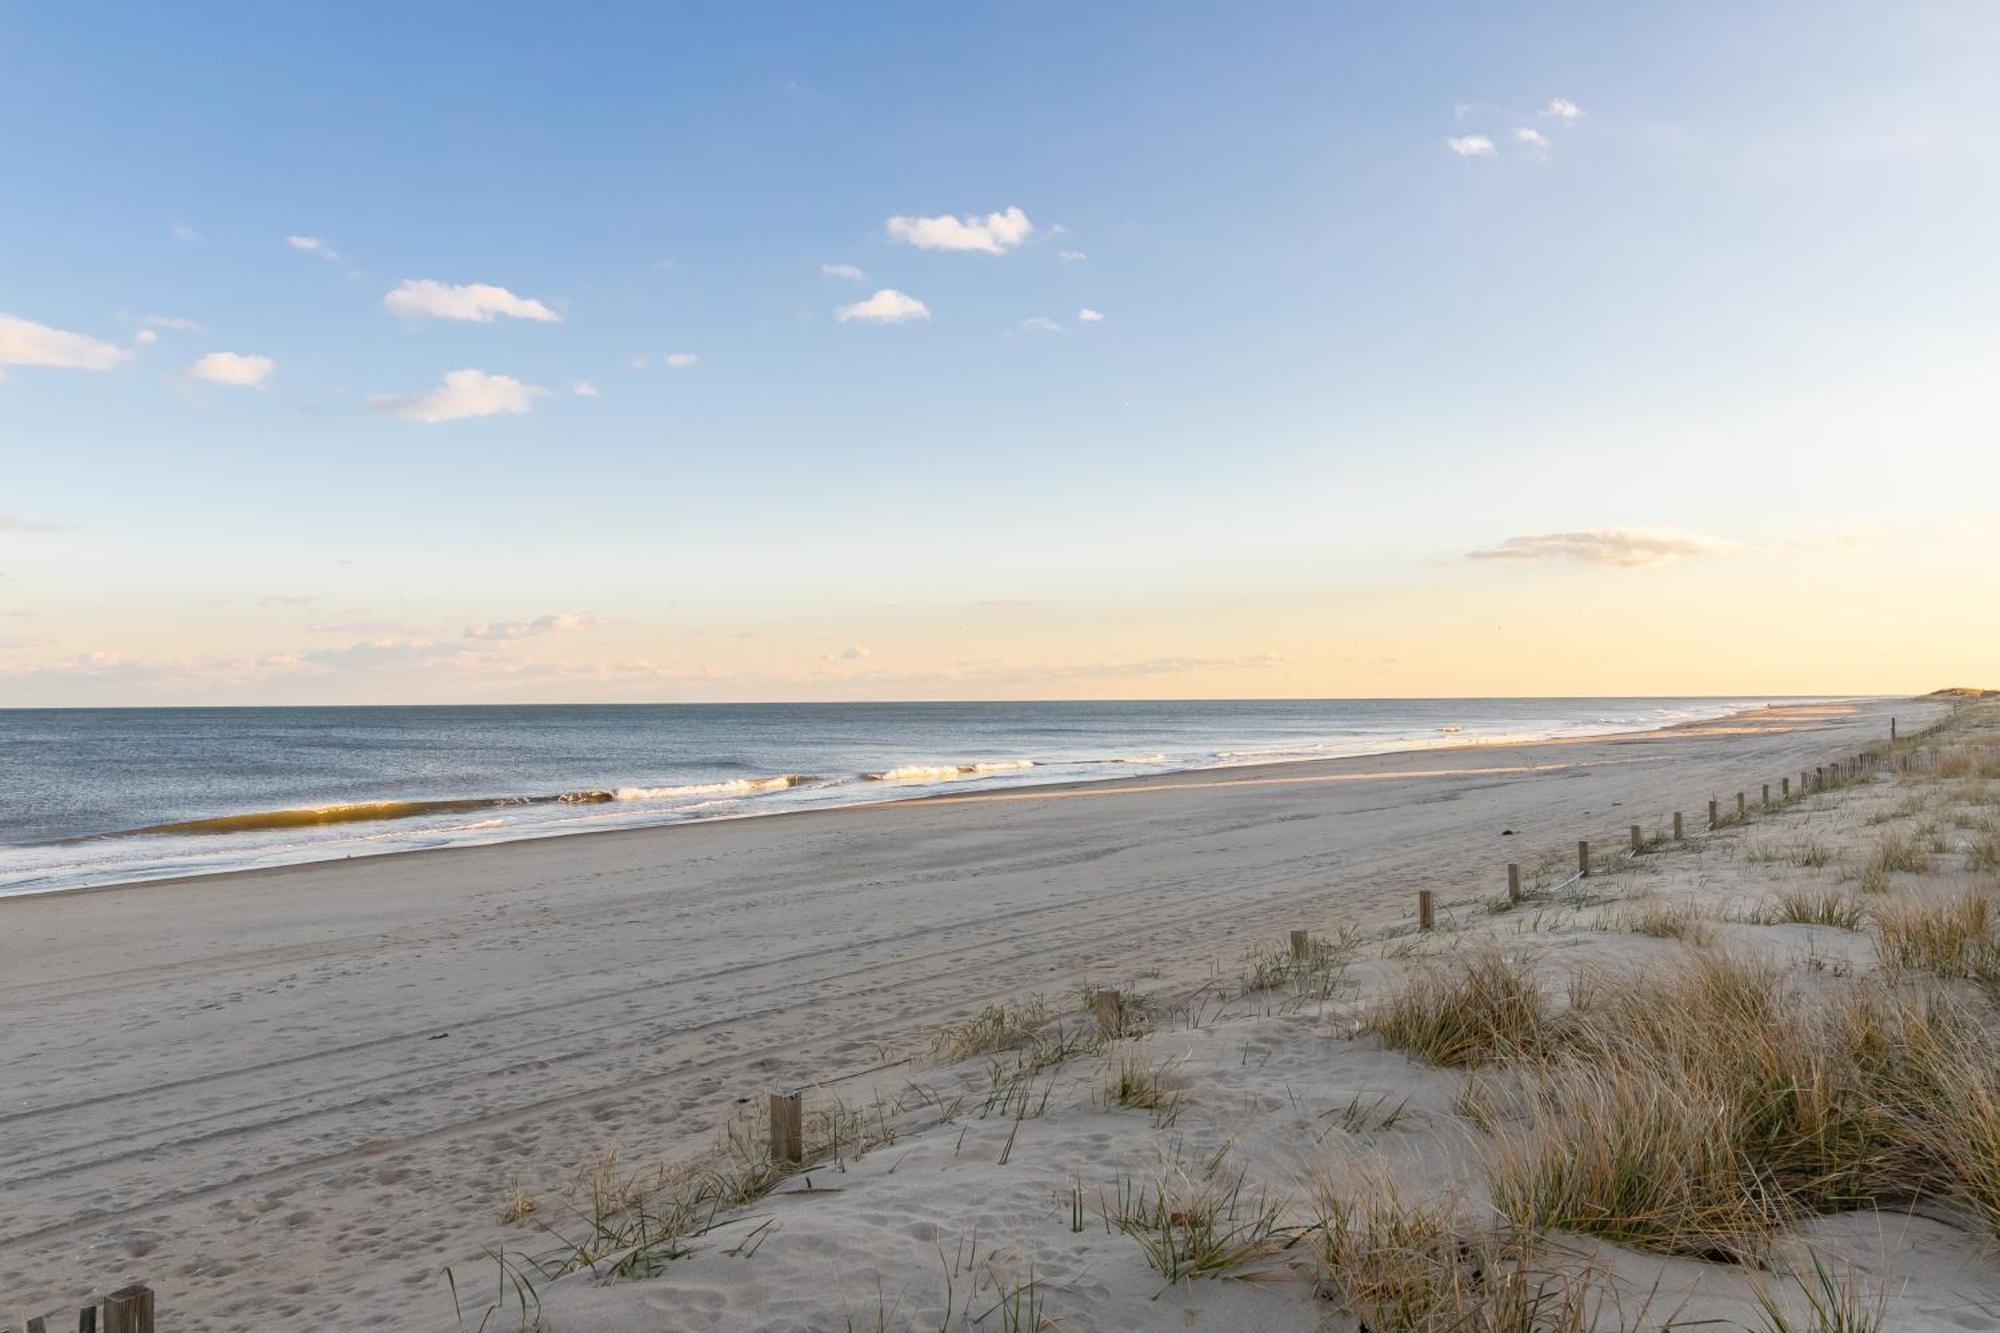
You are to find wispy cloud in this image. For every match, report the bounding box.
[372,368,547,423]
[886,206,1033,254]
[0,313,130,372]
[572,380,600,397]
[462,612,608,641]
[1058,249,1087,262]
[664,352,699,369]
[1077,308,1104,323]
[286,235,341,262]
[171,222,201,244]
[821,263,865,280]
[1542,97,1583,120]
[1466,527,1740,568]
[1018,316,1064,333]
[188,351,275,387]
[835,289,931,324]
[1445,134,1496,158]
[143,314,204,333]
[0,514,60,533]
[383,279,560,323]
[1514,127,1550,155]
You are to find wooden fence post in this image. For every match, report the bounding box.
[1737,792,1747,818]
[1418,890,1435,931]
[1762,783,1770,807]
[1506,863,1521,903]
[100,1287,153,1333]
[1630,824,1643,853]
[1891,716,1898,741]
[768,1091,803,1164]
[1782,777,1790,798]
[1289,929,1309,961]
[1578,840,1591,878]
[1673,811,1683,840]
[1708,798,1719,829]
[1093,989,1123,1039]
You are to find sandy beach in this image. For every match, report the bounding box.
[0,696,1946,1329]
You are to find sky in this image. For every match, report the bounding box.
[2,1,1998,706]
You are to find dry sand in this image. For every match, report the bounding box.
[0,696,1950,1329]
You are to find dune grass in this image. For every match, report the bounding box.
[1363,948,1548,1068]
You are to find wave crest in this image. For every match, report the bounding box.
[864,760,1037,782]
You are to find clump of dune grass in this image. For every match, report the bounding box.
[498,1178,537,1224]
[1866,831,1929,879]
[1104,1147,1300,1284]
[1480,955,1946,1258]
[1871,892,1998,979]
[1747,1251,1886,1333]
[934,996,1053,1060]
[1101,1050,1182,1125]
[1786,835,1838,869]
[1767,888,1866,931]
[1364,948,1547,1068]
[1968,832,2000,874]
[1619,898,1716,945]
[1310,1165,1637,1331]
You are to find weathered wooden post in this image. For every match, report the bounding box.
[1709,798,1719,829]
[1418,889,1435,930]
[1673,811,1684,840]
[1093,988,1123,1039]
[1782,776,1790,798]
[1762,783,1770,808]
[1737,792,1747,818]
[1630,824,1643,852]
[1816,766,1825,791]
[1506,862,1522,903]
[101,1287,153,1333]
[1892,716,1898,741]
[769,1091,804,1164]
[1578,840,1591,877]
[1289,929,1310,961]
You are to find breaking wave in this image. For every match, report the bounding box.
[864,760,1038,782]
[612,775,816,801]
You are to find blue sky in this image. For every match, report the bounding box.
[3,2,1998,703]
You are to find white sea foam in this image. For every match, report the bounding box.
[613,775,813,801]
[865,760,1037,782]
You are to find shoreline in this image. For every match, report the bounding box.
[1,696,1860,904]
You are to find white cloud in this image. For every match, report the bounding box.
[286,235,340,261]
[0,314,130,371]
[1077,308,1104,323]
[1058,249,1087,262]
[885,206,1033,254]
[172,222,201,244]
[572,380,599,397]
[1515,127,1550,154]
[1466,527,1740,568]
[835,289,931,324]
[135,329,159,344]
[187,351,275,387]
[664,352,699,369]
[373,368,547,423]
[821,263,865,280]
[1446,134,1496,158]
[1543,97,1583,120]
[630,353,651,371]
[1019,316,1064,333]
[383,279,560,323]
[463,612,607,642]
[144,315,204,333]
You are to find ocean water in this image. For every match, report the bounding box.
[0,698,1809,895]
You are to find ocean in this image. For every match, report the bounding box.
[0,697,1815,895]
